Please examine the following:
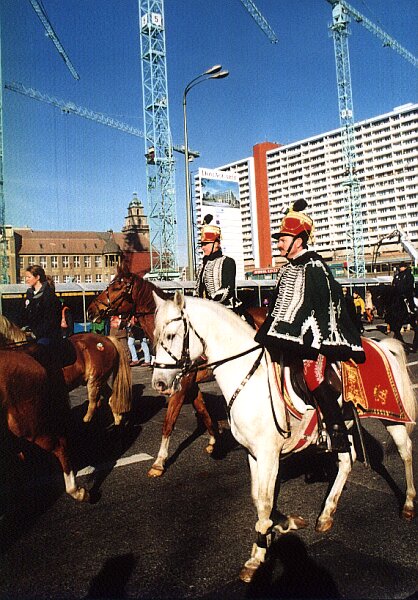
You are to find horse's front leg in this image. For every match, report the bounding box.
[316,436,356,532]
[36,434,89,502]
[239,451,279,583]
[192,389,216,455]
[386,424,416,520]
[83,377,101,423]
[147,385,187,477]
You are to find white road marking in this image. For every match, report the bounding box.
[77,452,154,477]
[407,360,418,367]
[413,383,418,389]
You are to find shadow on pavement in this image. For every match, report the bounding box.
[247,533,341,599]
[85,552,136,598]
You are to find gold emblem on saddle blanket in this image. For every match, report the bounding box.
[341,339,410,421]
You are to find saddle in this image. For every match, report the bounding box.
[28,338,77,370]
[278,338,413,424]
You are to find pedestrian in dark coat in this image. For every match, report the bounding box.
[23,265,62,345]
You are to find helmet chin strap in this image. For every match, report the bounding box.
[284,235,297,259]
[208,239,220,255]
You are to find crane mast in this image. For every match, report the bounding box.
[327,0,418,278]
[329,1,364,278]
[139,0,177,278]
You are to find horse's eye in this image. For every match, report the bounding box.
[166,333,175,341]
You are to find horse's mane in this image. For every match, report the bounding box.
[0,315,27,346]
[154,294,253,345]
[130,274,173,311]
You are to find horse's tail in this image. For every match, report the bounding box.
[379,337,417,434]
[107,336,132,414]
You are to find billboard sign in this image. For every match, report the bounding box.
[197,168,244,279]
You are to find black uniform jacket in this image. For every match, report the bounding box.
[255,251,365,363]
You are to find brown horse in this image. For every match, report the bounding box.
[0,348,89,502]
[87,263,267,477]
[0,316,132,426]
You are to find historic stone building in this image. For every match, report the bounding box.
[5,194,152,284]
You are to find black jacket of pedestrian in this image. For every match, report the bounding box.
[23,282,62,341]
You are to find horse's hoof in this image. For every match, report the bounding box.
[239,565,258,583]
[315,517,334,533]
[274,513,308,534]
[72,487,90,502]
[239,558,260,583]
[113,414,122,426]
[147,465,165,478]
[205,444,215,455]
[401,507,415,521]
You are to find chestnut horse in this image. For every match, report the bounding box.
[0,348,89,502]
[87,264,267,477]
[0,316,131,426]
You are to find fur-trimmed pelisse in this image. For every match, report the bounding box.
[272,199,314,240]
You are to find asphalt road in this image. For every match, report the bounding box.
[1,322,417,600]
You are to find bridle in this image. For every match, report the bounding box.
[91,277,135,320]
[153,308,265,412]
[153,310,207,387]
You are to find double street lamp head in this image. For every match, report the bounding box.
[208,70,229,81]
[204,64,222,75]
[184,65,229,98]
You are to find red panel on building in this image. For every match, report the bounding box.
[253,142,280,268]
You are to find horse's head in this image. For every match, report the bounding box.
[152,291,205,395]
[87,273,136,322]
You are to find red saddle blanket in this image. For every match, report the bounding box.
[341,338,413,423]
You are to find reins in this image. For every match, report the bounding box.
[0,339,32,350]
[153,308,290,435]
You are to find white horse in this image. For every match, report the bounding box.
[151,292,416,583]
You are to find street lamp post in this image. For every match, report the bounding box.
[183,65,229,280]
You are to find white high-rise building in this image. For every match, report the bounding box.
[197,103,418,277]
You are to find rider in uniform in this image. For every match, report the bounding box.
[195,214,241,311]
[391,262,418,351]
[255,200,365,452]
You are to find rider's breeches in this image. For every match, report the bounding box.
[303,354,326,392]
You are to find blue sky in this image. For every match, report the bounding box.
[2,0,417,265]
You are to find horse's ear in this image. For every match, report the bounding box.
[153,291,165,311]
[118,262,131,278]
[174,290,185,309]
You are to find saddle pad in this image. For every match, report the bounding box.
[342,338,414,423]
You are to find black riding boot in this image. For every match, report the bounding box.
[313,382,351,453]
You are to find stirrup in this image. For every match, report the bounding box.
[316,428,331,453]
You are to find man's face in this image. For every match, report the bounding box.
[276,235,301,259]
[201,240,220,256]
